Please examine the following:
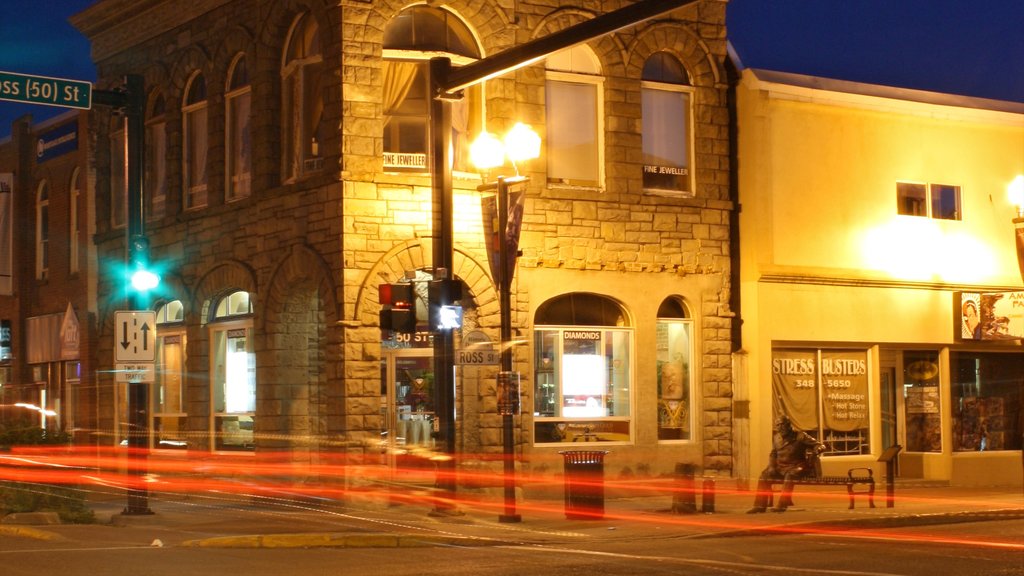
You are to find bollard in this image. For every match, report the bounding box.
[701,477,716,513]
[671,463,697,514]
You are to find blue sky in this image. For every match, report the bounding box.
[1,0,1022,138]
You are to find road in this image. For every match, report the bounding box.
[2,519,1020,576]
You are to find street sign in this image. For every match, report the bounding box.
[457,331,499,365]
[114,310,157,362]
[0,70,92,110]
[115,363,155,383]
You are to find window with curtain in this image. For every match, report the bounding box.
[642,52,693,195]
[545,45,603,188]
[145,91,167,220]
[226,54,252,201]
[210,291,255,451]
[382,5,481,172]
[183,72,208,209]
[36,181,49,279]
[110,121,127,228]
[69,168,80,274]
[282,12,325,181]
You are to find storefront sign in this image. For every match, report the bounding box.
[36,121,79,162]
[0,319,11,361]
[772,349,869,432]
[383,152,426,170]
[958,291,1024,341]
[59,303,79,360]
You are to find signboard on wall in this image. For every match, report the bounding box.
[958,291,1024,341]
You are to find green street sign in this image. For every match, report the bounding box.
[0,70,92,110]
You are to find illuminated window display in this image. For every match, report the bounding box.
[657,303,692,441]
[951,351,1023,452]
[903,350,941,452]
[771,348,871,455]
[210,291,255,451]
[533,294,632,444]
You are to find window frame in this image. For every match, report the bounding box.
[896,181,962,221]
[281,12,325,182]
[145,91,168,220]
[182,72,209,210]
[656,317,695,442]
[153,300,187,450]
[35,180,49,280]
[641,78,694,196]
[209,291,255,452]
[544,63,605,189]
[69,168,80,274]
[226,54,252,201]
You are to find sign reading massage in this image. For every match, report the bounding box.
[771,349,869,433]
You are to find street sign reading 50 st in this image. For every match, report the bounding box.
[0,70,92,110]
[114,310,157,363]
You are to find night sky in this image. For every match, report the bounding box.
[1,0,1022,139]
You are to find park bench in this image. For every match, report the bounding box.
[766,444,902,510]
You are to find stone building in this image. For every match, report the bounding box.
[70,0,734,479]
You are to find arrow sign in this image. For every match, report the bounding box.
[114,311,157,362]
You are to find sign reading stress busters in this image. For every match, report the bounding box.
[771,349,869,432]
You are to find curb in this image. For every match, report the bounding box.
[181,532,506,549]
[0,525,64,541]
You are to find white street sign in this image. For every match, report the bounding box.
[114,310,157,362]
[115,363,155,383]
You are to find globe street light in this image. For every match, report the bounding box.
[471,122,540,523]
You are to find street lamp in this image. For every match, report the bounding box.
[471,123,540,523]
[1010,175,1024,283]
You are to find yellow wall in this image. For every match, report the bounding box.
[737,69,1024,485]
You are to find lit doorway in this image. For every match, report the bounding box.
[380,348,435,465]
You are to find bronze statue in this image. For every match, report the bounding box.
[747,416,825,513]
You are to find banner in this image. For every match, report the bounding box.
[819,350,869,432]
[481,189,525,288]
[959,291,1024,341]
[771,349,819,431]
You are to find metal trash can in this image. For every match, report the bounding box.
[559,450,609,520]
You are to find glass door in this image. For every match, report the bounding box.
[380,349,435,463]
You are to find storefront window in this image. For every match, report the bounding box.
[903,350,941,452]
[210,291,255,451]
[154,300,187,449]
[533,293,632,444]
[772,348,871,455]
[951,351,1023,451]
[657,298,692,441]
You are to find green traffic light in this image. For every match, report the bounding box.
[130,268,160,291]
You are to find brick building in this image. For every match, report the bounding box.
[0,110,99,443]
[69,0,734,479]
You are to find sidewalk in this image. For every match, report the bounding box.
[3,480,1021,549]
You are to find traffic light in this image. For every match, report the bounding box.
[379,282,416,333]
[128,235,160,293]
[428,279,463,331]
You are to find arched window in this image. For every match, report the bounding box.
[281,12,325,180]
[533,293,632,444]
[642,52,693,195]
[154,299,187,449]
[210,290,255,451]
[656,297,693,441]
[382,5,481,172]
[36,181,49,279]
[146,91,168,219]
[226,54,252,200]
[69,168,80,274]
[546,45,603,188]
[183,72,209,209]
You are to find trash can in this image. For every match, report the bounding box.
[559,450,609,520]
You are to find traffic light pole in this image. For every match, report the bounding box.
[122,74,153,515]
[496,176,521,523]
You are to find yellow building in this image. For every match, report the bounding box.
[736,67,1024,487]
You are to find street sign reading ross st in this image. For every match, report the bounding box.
[0,70,92,110]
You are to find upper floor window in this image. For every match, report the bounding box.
[183,73,209,209]
[382,5,481,172]
[145,91,168,220]
[282,12,325,181]
[69,168,80,274]
[36,180,49,279]
[897,182,961,220]
[545,45,604,188]
[642,52,693,196]
[110,120,127,228]
[226,54,252,201]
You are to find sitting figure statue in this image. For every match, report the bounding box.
[747,415,825,513]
